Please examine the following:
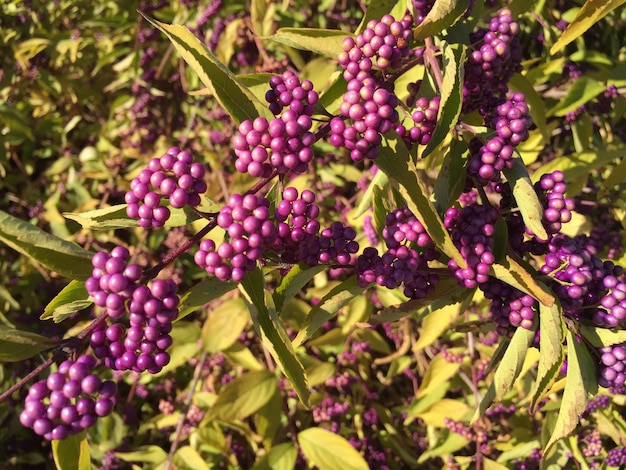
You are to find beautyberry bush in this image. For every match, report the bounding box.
[1,1,626,469]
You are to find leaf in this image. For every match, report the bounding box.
[115,446,168,464]
[376,133,466,267]
[413,0,468,40]
[548,76,607,117]
[545,331,597,451]
[490,256,555,307]
[252,442,298,470]
[52,434,90,470]
[177,278,237,319]
[472,326,535,423]
[530,298,565,411]
[142,17,270,123]
[292,276,364,348]
[353,169,389,220]
[206,370,277,422]
[202,298,250,353]
[579,325,626,348]
[41,280,92,323]
[416,354,462,399]
[421,42,465,158]
[503,157,547,240]
[298,428,369,470]
[0,104,35,141]
[240,269,310,407]
[599,153,626,197]
[273,264,327,313]
[173,446,211,470]
[433,139,468,213]
[266,28,351,58]
[415,398,472,427]
[413,295,468,351]
[0,210,93,280]
[0,325,59,362]
[550,0,626,55]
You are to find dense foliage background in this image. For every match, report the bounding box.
[1,0,626,469]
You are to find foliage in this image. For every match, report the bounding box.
[1,0,626,469]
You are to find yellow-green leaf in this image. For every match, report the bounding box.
[52,434,90,470]
[298,428,369,470]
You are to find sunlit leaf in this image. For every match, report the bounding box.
[52,434,90,470]
[298,428,369,470]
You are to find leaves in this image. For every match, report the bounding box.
[266,28,351,58]
[548,76,607,117]
[0,325,60,361]
[0,210,93,280]
[490,256,555,307]
[201,297,250,353]
[41,280,92,323]
[240,269,310,407]
[550,0,626,55]
[52,434,90,470]
[545,331,597,451]
[298,428,369,470]
[376,133,466,268]
[143,17,270,123]
[413,0,469,40]
[422,41,465,158]
[206,370,277,422]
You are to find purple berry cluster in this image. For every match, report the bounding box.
[332,13,414,161]
[85,247,142,319]
[125,146,207,228]
[20,355,116,440]
[462,8,522,113]
[535,170,575,238]
[194,193,276,281]
[606,447,626,467]
[397,95,440,147]
[468,93,531,184]
[356,206,440,299]
[598,343,626,389]
[90,278,177,374]
[233,73,318,177]
[481,279,537,334]
[445,203,499,288]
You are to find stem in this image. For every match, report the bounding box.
[166,351,208,470]
[141,219,217,283]
[0,313,108,403]
[424,37,444,91]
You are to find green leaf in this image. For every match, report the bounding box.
[41,280,92,322]
[599,153,626,197]
[579,325,626,348]
[142,17,270,123]
[292,276,364,348]
[413,0,468,40]
[472,326,535,423]
[173,446,211,470]
[532,146,626,190]
[413,294,469,351]
[545,331,597,451]
[433,139,468,213]
[548,76,607,117]
[0,210,93,280]
[376,133,466,267]
[416,354,462,399]
[0,104,35,141]
[298,428,369,470]
[252,442,298,470]
[202,298,250,353]
[353,169,389,220]
[266,28,351,58]
[52,434,90,470]
[422,42,465,158]
[63,204,198,230]
[273,264,327,313]
[177,278,237,319]
[503,157,547,240]
[490,256,555,307]
[355,0,404,33]
[0,325,59,362]
[530,298,565,411]
[550,0,626,55]
[206,370,277,422]
[115,446,168,465]
[240,269,310,407]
